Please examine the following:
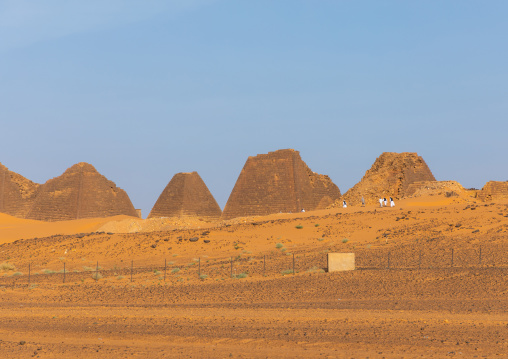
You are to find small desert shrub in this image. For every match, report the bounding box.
[172,254,178,257]
[117,276,124,280]
[234,273,248,279]
[286,252,292,256]
[281,269,293,275]
[295,225,303,229]
[314,224,320,227]
[342,238,349,243]
[92,272,103,280]
[0,262,16,272]
[11,272,23,277]
[275,243,283,249]
[42,269,55,274]
[167,261,174,265]
[154,270,161,275]
[281,248,287,252]
[199,274,208,280]
[82,266,93,271]
[318,237,325,241]
[171,268,180,273]
[307,266,325,273]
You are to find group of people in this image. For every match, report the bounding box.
[379,197,395,208]
[341,196,395,208]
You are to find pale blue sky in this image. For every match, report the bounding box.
[1,1,507,217]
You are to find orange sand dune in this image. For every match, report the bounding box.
[0,213,138,244]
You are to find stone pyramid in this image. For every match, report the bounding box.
[343,152,436,206]
[26,162,138,221]
[477,181,508,201]
[0,162,40,218]
[222,149,341,220]
[147,172,222,220]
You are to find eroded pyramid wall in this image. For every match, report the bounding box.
[222,149,341,219]
[26,162,138,221]
[147,172,222,220]
[477,181,508,201]
[0,162,40,218]
[343,152,436,205]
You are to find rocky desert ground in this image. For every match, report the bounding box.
[0,193,507,358]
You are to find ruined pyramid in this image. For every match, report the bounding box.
[147,172,222,220]
[343,152,436,206]
[222,149,341,220]
[26,162,138,221]
[0,162,40,218]
[477,181,508,201]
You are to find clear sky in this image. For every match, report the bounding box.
[1,1,507,217]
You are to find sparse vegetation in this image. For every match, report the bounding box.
[342,238,349,243]
[281,269,293,275]
[11,271,23,277]
[0,262,16,272]
[295,225,303,229]
[92,272,103,280]
[199,274,208,280]
[171,268,180,273]
[275,243,283,249]
[233,272,248,279]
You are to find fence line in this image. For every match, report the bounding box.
[1,244,507,287]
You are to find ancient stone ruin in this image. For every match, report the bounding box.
[477,181,508,201]
[0,162,40,218]
[148,172,222,220]
[222,149,341,219]
[26,162,138,221]
[343,152,436,206]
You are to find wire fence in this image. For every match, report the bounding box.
[0,244,506,287]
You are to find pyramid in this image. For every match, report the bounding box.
[0,162,40,218]
[477,181,508,201]
[222,149,341,220]
[26,162,138,221]
[147,172,222,220]
[343,152,436,206]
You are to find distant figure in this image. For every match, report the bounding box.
[301,209,305,212]
[383,197,387,206]
[390,197,395,207]
[361,196,365,207]
[343,200,347,208]
[379,198,383,207]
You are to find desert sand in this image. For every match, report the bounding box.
[0,193,507,358]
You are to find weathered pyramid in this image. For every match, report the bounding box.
[0,162,40,218]
[343,152,436,205]
[26,162,138,221]
[147,172,222,220]
[222,149,341,220]
[477,181,508,201]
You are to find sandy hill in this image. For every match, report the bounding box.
[342,152,436,206]
[0,162,40,218]
[25,162,138,221]
[222,149,341,219]
[148,172,222,220]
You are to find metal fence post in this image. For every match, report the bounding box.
[95,261,99,281]
[63,262,66,283]
[230,257,233,278]
[263,255,266,277]
[164,259,167,282]
[451,249,454,267]
[198,257,201,277]
[292,253,295,275]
